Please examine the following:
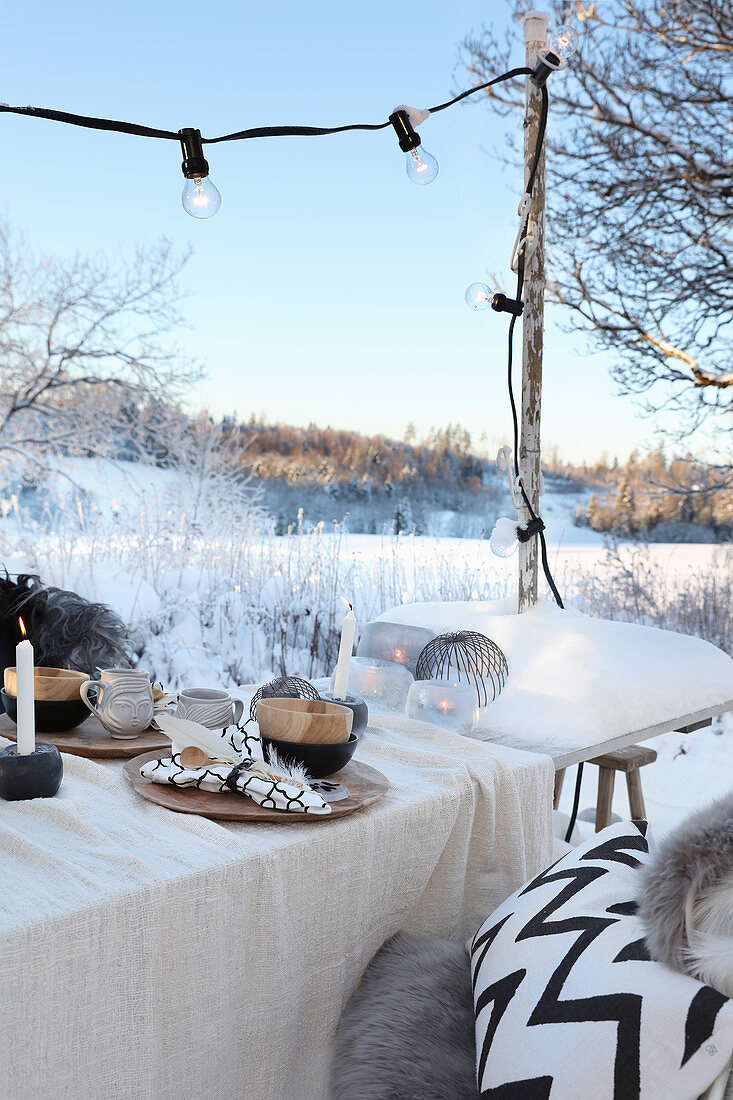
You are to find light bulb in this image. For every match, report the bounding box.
[405,147,439,185]
[489,517,520,558]
[548,24,578,61]
[182,175,222,219]
[464,283,493,311]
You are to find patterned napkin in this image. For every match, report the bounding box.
[140,720,331,815]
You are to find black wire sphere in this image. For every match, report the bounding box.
[249,676,322,722]
[415,631,508,707]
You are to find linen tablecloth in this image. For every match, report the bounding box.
[0,717,552,1100]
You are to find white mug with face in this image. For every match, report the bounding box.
[176,688,244,730]
[80,668,155,739]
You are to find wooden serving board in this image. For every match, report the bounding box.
[123,750,389,823]
[0,712,171,760]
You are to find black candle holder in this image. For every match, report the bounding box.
[0,743,63,801]
[319,692,369,738]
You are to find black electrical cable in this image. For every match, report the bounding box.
[0,103,180,140]
[0,68,534,147]
[423,67,533,115]
[565,762,584,843]
[505,294,564,612]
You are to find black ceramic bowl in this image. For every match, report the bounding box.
[262,731,359,779]
[1,688,93,734]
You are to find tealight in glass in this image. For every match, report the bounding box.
[406,679,479,736]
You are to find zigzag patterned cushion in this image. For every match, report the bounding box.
[470,820,733,1099]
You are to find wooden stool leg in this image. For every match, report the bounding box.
[553,768,566,810]
[626,770,646,821]
[596,767,615,832]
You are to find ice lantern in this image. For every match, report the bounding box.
[356,621,435,677]
[330,656,414,714]
[406,678,479,735]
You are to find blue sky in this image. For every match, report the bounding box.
[0,0,706,463]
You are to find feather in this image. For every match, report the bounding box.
[253,745,314,791]
[153,713,242,765]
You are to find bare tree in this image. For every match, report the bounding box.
[462,0,732,428]
[0,223,202,483]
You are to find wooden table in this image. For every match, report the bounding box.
[494,698,733,772]
[480,698,733,836]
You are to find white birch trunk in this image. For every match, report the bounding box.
[518,10,549,613]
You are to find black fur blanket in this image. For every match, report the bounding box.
[0,573,131,677]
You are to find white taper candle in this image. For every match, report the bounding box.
[16,620,36,756]
[331,603,356,701]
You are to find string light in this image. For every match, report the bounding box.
[549,25,578,62]
[464,283,493,311]
[533,24,578,85]
[0,64,536,217]
[489,518,521,558]
[465,283,524,316]
[388,108,439,185]
[179,128,222,219]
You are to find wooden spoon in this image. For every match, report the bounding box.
[179,746,232,769]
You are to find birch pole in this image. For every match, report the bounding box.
[518,10,549,613]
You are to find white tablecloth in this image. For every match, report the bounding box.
[0,717,552,1100]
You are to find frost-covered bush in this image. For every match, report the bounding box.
[565,542,733,656]
[2,480,730,691]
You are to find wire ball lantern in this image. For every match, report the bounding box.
[249,676,322,722]
[415,631,508,707]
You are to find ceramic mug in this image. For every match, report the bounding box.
[176,688,244,730]
[80,668,155,739]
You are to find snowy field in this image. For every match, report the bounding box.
[1,456,731,838]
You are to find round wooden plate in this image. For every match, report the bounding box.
[123,750,390,823]
[0,712,171,760]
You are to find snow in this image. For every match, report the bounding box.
[2,454,732,839]
[379,599,733,756]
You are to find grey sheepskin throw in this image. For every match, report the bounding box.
[330,932,478,1100]
[639,792,733,997]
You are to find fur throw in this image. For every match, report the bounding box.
[0,573,131,677]
[639,792,733,998]
[331,933,478,1100]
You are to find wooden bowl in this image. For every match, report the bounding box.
[4,666,87,702]
[256,697,353,744]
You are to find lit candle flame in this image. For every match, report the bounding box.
[394,649,404,661]
[18,617,27,638]
[340,597,353,611]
